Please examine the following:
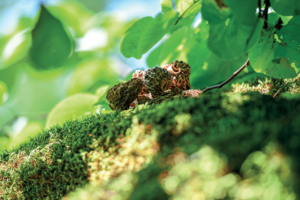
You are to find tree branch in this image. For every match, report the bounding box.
[258,0,262,18]
[202,59,250,93]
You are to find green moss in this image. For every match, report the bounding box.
[0,112,133,199]
[1,85,300,199]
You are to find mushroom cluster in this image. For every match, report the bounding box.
[106,60,203,111]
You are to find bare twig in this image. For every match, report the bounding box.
[258,0,262,18]
[263,0,270,29]
[273,80,291,98]
[202,59,250,93]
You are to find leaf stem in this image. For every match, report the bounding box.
[202,59,250,93]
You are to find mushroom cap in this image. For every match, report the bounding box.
[106,78,143,110]
[144,67,172,96]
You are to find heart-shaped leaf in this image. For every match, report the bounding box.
[30,5,73,70]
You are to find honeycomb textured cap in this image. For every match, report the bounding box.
[144,67,172,96]
[106,78,143,110]
[163,60,191,90]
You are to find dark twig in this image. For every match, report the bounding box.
[202,59,250,93]
[263,0,270,29]
[258,0,262,18]
[273,80,290,98]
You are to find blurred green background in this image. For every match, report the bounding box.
[0,0,257,152]
[0,0,163,151]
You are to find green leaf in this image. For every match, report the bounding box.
[201,0,230,23]
[189,51,250,89]
[270,0,300,16]
[161,0,174,14]
[120,13,176,59]
[146,41,165,68]
[202,0,263,60]
[249,30,297,78]
[175,0,201,19]
[120,17,153,59]
[277,16,300,69]
[158,26,190,65]
[268,13,280,27]
[45,93,98,129]
[30,5,73,70]
[187,40,210,75]
[274,43,287,59]
[224,0,258,25]
[194,20,209,43]
[138,13,176,57]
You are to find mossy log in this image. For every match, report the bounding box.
[1,89,300,199]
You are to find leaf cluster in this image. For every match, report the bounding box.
[120,0,300,84]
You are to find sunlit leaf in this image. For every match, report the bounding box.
[187,40,210,76]
[30,5,73,70]
[138,13,176,56]
[270,0,300,16]
[249,30,297,78]
[194,19,209,43]
[146,41,165,68]
[161,0,174,14]
[158,26,190,65]
[120,13,176,59]
[120,16,153,59]
[45,93,98,129]
[175,0,201,20]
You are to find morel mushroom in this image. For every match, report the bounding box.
[163,60,191,90]
[144,67,172,96]
[106,78,143,111]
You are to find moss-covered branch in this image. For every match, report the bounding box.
[1,79,300,199]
